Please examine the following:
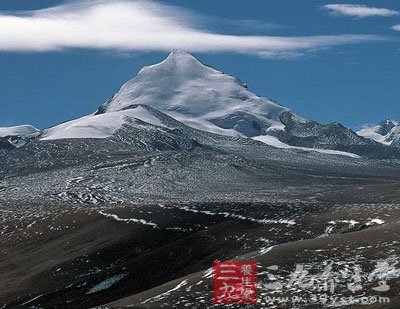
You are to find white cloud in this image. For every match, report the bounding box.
[0,0,387,57]
[324,4,399,18]
[392,24,400,32]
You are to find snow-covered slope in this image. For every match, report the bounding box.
[0,125,40,138]
[253,135,360,158]
[0,125,41,149]
[357,120,400,146]
[388,126,400,147]
[98,50,306,138]
[41,105,168,140]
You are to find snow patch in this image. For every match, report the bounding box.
[328,219,359,226]
[366,218,385,226]
[98,211,158,228]
[161,204,296,225]
[87,274,127,294]
[259,245,275,255]
[253,135,360,158]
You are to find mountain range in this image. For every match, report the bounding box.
[2,51,400,308]
[0,50,399,158]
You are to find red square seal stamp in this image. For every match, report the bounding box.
[212,260,258,305]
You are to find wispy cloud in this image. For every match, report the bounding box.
[198,17,283,35]
[392,24,400,32]
[324,4,399,18]
[0,0,388,58]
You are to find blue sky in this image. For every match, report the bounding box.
[0,0,399,129]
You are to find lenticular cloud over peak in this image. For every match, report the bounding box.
[0,0,386,57]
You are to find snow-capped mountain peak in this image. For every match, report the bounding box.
[98,51,299,137]
[357,119,400,145]
[138,50,218,78]
[378,119,397,135]
[16,51,388,158]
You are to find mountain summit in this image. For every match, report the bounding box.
[97,50,299,137]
